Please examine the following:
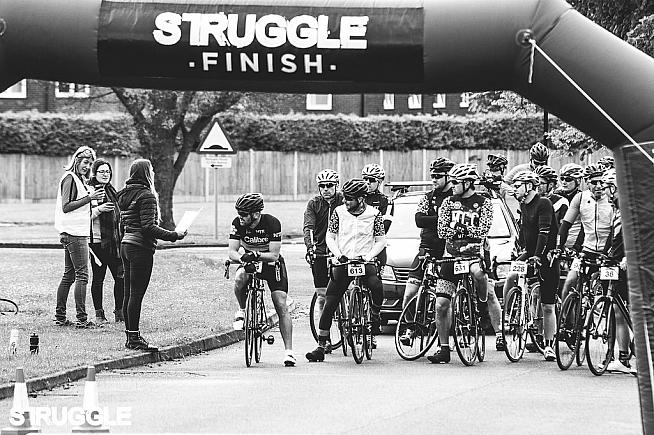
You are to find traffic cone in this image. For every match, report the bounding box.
[1,368,40,435]
[71,367,109,433]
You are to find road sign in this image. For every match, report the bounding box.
[197,120,236,154]
[201,155,232,168]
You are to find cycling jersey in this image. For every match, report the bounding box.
[303,193,344,256]
[562,190,613,254]
[555,187,582,249]
[230,214,282,253]
[548,192,569,225]
[518,194,558,258]
[365,190,391,232]
[438,193,493,257]
[328,204,385,259]
[603,207,624,261]
[415,187,451,253]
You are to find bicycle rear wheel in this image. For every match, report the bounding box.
[528,284,545,354]
[254,291,265,363]
[477,309,486,362]
[310,292,343,351]
[503,287,527,362]
[394,291,439,361]
[348,289,365,364]
[555,293,581,370]
[338,295,349,356]
[0,298,18,315]
[244,290,256,367]
[586,296,615,376]
[452,288,479,366]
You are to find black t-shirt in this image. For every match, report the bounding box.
[365,190,390,232]
[415,188,451,252]
[230,214,282,252]
[519,194,558,257]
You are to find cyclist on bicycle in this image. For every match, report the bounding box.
[504,171,560,361]
[482,153,511,200]
[427,163,493,364]
[505,142,550,185]
[558,164,614,301]
[305,179,386,362]
[597,155,615,171]
[303,169,344,353]
[534,165,569,224]
[362,163,391,271]
[555,163,584,251]
[601,169,635,375]
[399,157,454,345]
[228,193,295,366]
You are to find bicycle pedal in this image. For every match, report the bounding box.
[265,335,275,345]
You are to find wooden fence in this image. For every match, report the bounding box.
[0,148,612,202]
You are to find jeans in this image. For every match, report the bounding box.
[56,233,90,322]
[121,243,154,331]
[90,243,125,313]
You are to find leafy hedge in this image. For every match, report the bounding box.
[0,111,559,156]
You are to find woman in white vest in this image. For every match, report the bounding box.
[54,146,104,328]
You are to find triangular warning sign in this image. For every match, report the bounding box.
[197,120,236,154]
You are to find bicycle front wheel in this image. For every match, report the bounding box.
[555,293,581,371]
[503,287,527,362]
[244,290,256,367]
[348,289,365,364]
[363,293,373,361]
[338,294,349,356]
[586,296,615,376]
[310,292,344,351]
[394,291,439,361]
[452,288,479,366]
[254,291,265,363]
[527,284,545,355]
[0,298,18,315]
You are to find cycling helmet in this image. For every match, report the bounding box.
[361,163,385,180]
[487,154,508,168]
[341,178,369,198]
[559,163,584,179]
[235,193,264,213]
[529,142,550,163]
[584,164,604,179]
[601,169,617,186]
[448,163,479,182]
[512,170,540,187]
[598,155,615,170]
[429,157,455,175]
[315,169,339,184]
[534,165,558,183]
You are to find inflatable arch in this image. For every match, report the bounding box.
[0,0,653,426]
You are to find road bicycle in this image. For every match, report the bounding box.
[308,257,346,353]
[224,259,275,367]
[554,251,603,370]
[0,298,18,315]
[502,257,547,362]
[394,253,439,361]
[585,257,634,376]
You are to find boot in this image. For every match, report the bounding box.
[126,330,159,352]
[114,309,124,322]
[95,309,108,324]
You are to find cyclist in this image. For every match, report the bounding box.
[303,169,343,353]
[306,179,386,362]
[482,153,511,200]
[503,171,560,361]
[228,193,295,367]
[362,163,391,273]
[427,163,493,364]
[601,169,635,375]
[558,164,614,302]
[534,165,569,224]
[399,157,454,345]
[555,163,585,251]
[597,155,615,171]
[505,142,550,185]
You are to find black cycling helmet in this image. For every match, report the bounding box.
[534,165,558,183]
[430,157,455,175]
[529,142,550,163]
[487,153,508,169]
[235,193,264,213]
[584,164,604,179]
[341,178,369,198]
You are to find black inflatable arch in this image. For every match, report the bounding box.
[1,0,653,427]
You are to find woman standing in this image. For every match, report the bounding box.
[54,146,104,328]
[89,158,124,323]
[117,159,186,352]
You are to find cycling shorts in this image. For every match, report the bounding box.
[257,257,289,293]
[310,255,329,288]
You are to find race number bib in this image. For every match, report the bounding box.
[571,258,581,272]
[454,261,470,275]
[510,261,528,275]
[348,263,365,277]
[600,266,619,281]
[255,262,263,273]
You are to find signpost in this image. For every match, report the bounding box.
[197,120,236,239]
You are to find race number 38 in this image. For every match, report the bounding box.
[510,261,527,275]
[454,261,469,275]
[348,263,365,277]
[600,266,619,281]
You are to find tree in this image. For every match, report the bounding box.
[112,89,243,229]
[567,0,654,40]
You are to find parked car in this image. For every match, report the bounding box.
[380,183,520,324]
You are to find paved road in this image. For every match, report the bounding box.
[0,245,642,433]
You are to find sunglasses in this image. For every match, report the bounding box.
[237,211,251,217]
[588,180,603,186]
[344,195,359,201]
[96,170,111,175]
[363,177,379,183]
[450,180,463,185]
[430,173,446,180]
[559,176,574,182]
[318,183,336,189]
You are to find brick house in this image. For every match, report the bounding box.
[0,79,472,116]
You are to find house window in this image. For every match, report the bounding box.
[433,93,446,109]
[459,92,471,108]
[306,94,332,110]
[408,94,422,110]
[383,94,395,110]
[0,80,27,99]
[55,82,90,98]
